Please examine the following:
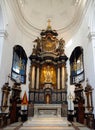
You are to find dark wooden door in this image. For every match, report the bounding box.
[78,102,84,124]
[10,101,17,123]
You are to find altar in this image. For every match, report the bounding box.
[34,104,61,117]
[28,21,68,118]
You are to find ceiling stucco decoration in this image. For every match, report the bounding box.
[7,0,90,40]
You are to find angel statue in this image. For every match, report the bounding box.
[33,37,41,54]
[56,38,65,56]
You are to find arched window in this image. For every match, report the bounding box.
[70,46,85,84]
[11,45,27,84]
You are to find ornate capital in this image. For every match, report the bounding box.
[88,32,95,40]
[0,30,8,38]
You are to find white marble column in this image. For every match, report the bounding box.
[57,67,60,89]
[0,30,8,106]
[89,32,95,73]
[31,66,35,89]
[62,66,65,89]
[36,67,39,89]
[88,32,95,114]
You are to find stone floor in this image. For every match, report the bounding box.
[1,116,92,130]
[23,116,71,127]
[1,122,22,130]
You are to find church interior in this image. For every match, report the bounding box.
[0,0,95,129]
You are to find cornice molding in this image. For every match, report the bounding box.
[0,30,8,38]
[88,32,95,40]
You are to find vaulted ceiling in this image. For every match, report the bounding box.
[8,0,89,41]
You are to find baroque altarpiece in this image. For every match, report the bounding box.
[29,22,68,116]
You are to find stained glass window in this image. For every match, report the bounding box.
[11,45,27,84]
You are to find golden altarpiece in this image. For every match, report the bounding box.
[28,21,68,117]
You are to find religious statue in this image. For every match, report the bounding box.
[32,45,37,55]
[46,94,50,104]
[40,65,56,87]
[44,66,52,83]
[33,37,41,55]
[56,38,65,56]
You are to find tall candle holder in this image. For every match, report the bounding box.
[68,92,74,114]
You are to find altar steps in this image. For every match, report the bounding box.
[23,116,71,127]
[19,126,75,130]
[17,116,76,130]
[2,117,91,130]
[2,121,91,130]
